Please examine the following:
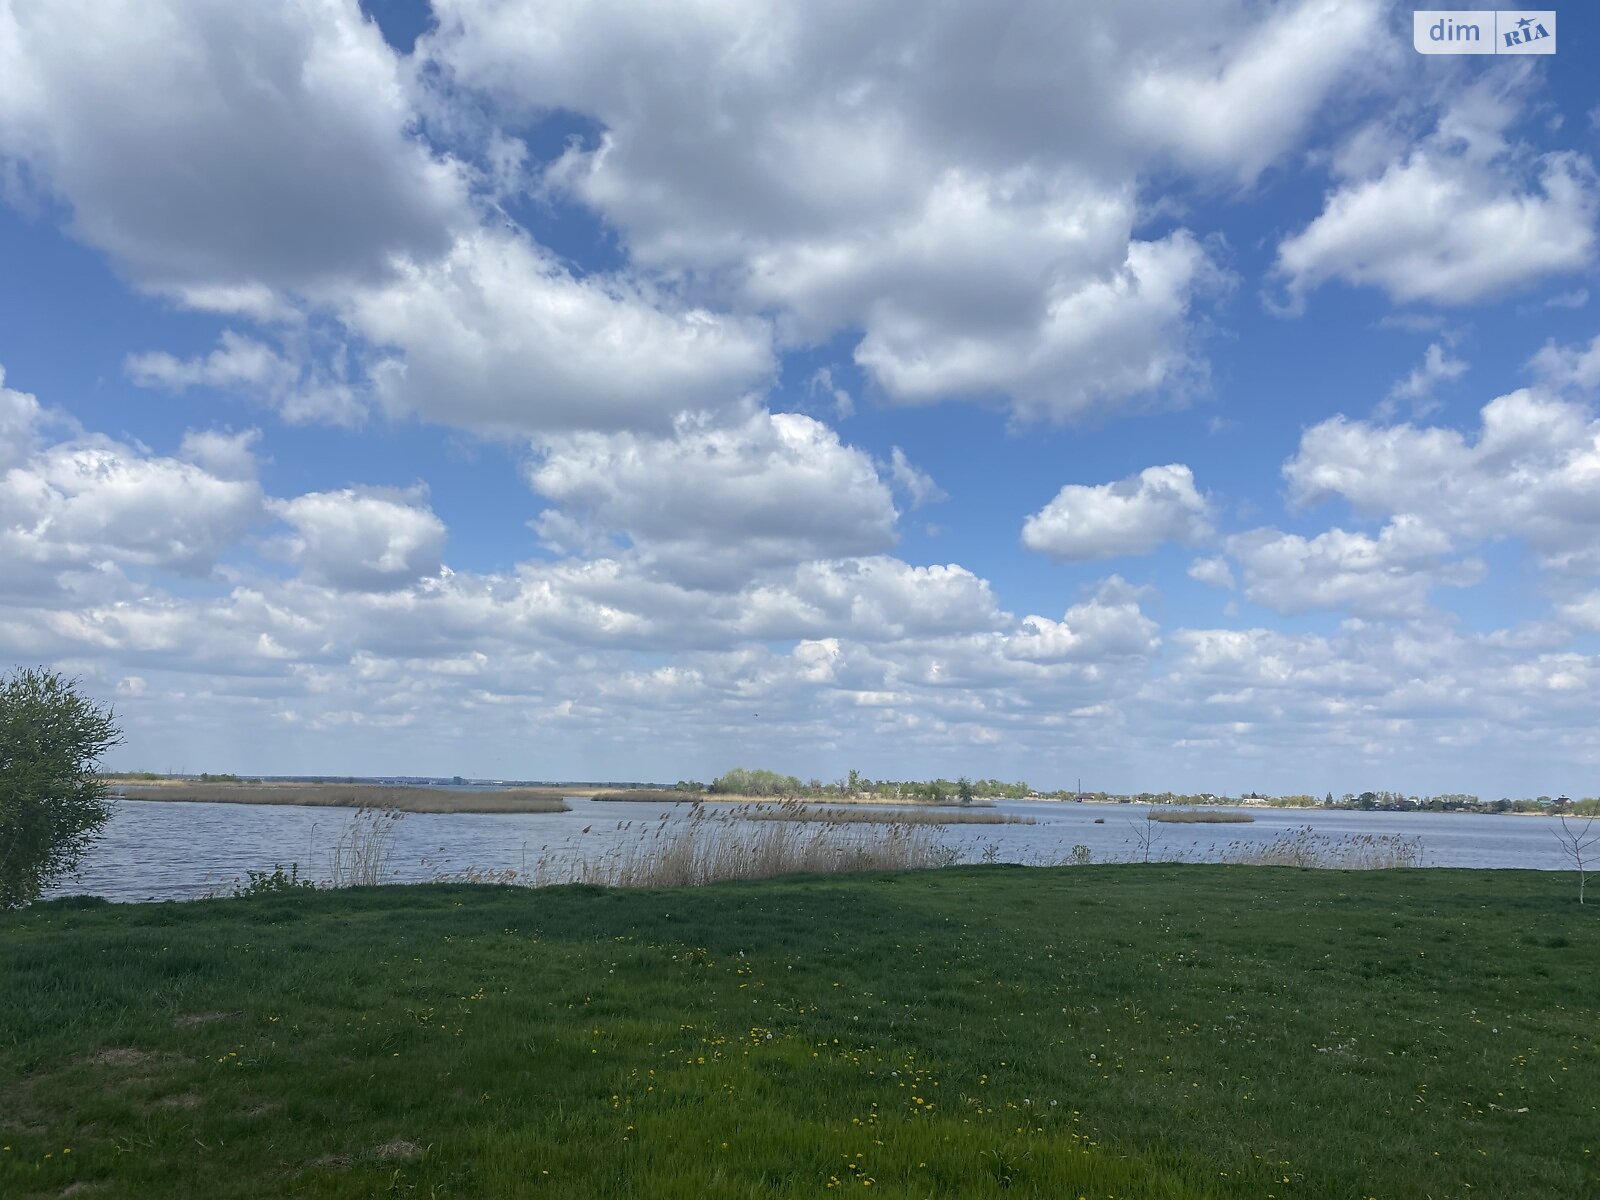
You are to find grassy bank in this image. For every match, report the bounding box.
[112,782,573,814]
[3,868,1595,1199]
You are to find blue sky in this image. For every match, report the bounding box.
[2,1,1599,795]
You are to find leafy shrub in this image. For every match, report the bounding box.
[233,863,319,896]
[0,667,122,908]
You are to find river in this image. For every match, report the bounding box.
[44,797,1583,903]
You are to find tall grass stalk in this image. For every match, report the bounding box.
[328,807,404,887]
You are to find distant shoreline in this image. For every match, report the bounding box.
[110,782,577,814]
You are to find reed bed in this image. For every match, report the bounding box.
[590,789,703,803]
[734,800,1031,826]
[1148,810,1255,824]
[1219,826,1425,869]
[112,782,571,813]
[520,805,960,888]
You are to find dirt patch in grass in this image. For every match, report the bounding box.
[156,1092,203,1110]
[174,1011,239,1027]
[84,1048,168,1069]
[374,1140,421,1160]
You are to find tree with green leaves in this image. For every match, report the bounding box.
[0,668,122,908]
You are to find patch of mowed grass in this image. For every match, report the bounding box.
[1,868,1596,1199]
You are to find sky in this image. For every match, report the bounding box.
[1,1,1599,795]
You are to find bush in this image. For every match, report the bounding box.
[0,668,122,908]
[233,863,319,897]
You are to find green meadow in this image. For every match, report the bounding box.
[2,866,1595,1199]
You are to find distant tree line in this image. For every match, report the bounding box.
[678,771,1596,815]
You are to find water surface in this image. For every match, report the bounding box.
[47,798,1580,903]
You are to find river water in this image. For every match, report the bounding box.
[45,798,1581,903]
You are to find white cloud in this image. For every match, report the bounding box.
[888,448,946,509]
[271,488,447,592]
[1276,87,1596,307]
[808,367,854,420]
[1384,342,1468,415]
[1557,591,1600,632]
[1227,517,1484,618]
[1188,556,1236,589]
[1118,0,1385,181]
[1530,333,1600,392]
[0,366,41,472]
[735,558,999,642]
[177,429,261,483]
[1285,390,1600,573]
[348,230,775,435]
[851,227,1215,421]
[526,411,898,588]
[125,332,368,426]
[0,436,264,579]
[1003,581,1160,664]
[0,0,467,299]
[1022,464,1211,561]
[126,331,289,393]
[427,0,1368,420]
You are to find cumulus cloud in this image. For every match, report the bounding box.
[1285,390,1600,573]
[1022,464,1211,561]
[850,227,1215,420]
[427,0,1366,420]
[0,366,41,472]
[177,429,261,483]
[0,435,264,580]
[0,0,467,301]
[271,488,447,592]
[1226,517,1484,618]
[1118,0,1385,180]
[526,411,898,587]
[1275,86,1597,307]
[736,558,999,642]
[1003,581,1160,664]
[349,230,775,435]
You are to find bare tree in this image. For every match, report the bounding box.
[1127,812,1164,864]
[1553,814,1600,904]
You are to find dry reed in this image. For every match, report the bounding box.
[1149,810,1255,824]
[590,790,702,803]
[1220,826,1424,869]
[519,805,961,888]
[328,808,405,887]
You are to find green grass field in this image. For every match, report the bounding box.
[2,866,1595,1198]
